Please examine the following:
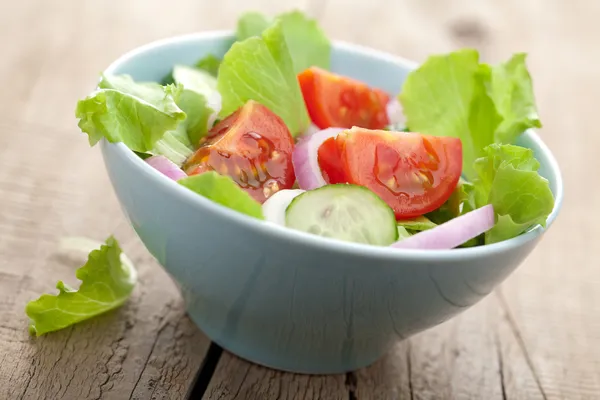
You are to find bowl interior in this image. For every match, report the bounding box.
[104,31,563,254]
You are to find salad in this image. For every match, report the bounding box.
[75,10,554,250]
[26,9,556,337]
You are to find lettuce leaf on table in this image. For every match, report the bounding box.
[218,21,310,136]
[399,50,541,180]
[26,237,136,336]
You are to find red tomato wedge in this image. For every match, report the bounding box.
[317,128,463,219]
[183,100,295,203]
[298,67,390,130]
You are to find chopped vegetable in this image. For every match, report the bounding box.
[73,9,555,249]
[179,171,264,219]
[286,184,398,245]
[236,11,272,40]
[396,226,412,240]
[399,49,540,179]
[26,236,136,336]
[386,98,405,128]
[98,75,197,162]
[217,21,310,136]
[146,155,186,180]
[262,189,305,225]
[397,215,437,232]
[426,178,476,224]
[81,74,197,165]
[236,10,331,73]
[472,144,554,244]
[151,125,194,166]
[195,54,222,76]
[318,128,463,219]
[487,54,541,143]
[298,67,389,129]
[75,75,185,153]
[183,100,295,203]
[171,65,221,144]
[292,127,345,190]
[391,205,495,250]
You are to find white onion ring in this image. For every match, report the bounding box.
[146,155,187,181]
[391,205,495,250]
[386,98,405,127]
[262,189,305,226]
[292,127,345,190]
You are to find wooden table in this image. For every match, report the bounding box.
[0,0,597,398]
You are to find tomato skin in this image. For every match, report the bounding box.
[183,100,295,203]
[317,128,463,219]
[298,67,390,130]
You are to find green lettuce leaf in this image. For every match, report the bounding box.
[472,144,554,244]
[274,11,330,73]
[236,11,272,40]
[236,11,330,73]
[95,74,195,163]
[399,49,540,179]
[76,75,185,153]
[195,54,222,77]
[489,53,541,143]
[172,65,221,144]
[26,237,136,336]
[427,178,477,224]
[179,172,264,219]
[152,124,193,166]
[217,21,309,135]
[396,226,412,240]
[397,215,437,231]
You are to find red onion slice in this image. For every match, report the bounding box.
[262,189,305,225]
[146,155,187,181]
[391,205,495,250]
[386,98,405,127]
[292,127,345,190]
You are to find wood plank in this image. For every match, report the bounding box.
[1,0,599,398]
[0,135,212,399]
[203,351,348,400]
[352,295,545,400]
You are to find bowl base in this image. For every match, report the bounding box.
[186,309,388,375]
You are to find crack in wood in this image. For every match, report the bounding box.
[406,340,414,400]
[496,289,548,400]
[494,329,507,400]
[128,306,173,400]
[186,342,223,399]
[345,372,357,400]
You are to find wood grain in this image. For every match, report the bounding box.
[0,0,598,399]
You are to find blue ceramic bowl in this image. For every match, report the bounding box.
[100,32,563,374]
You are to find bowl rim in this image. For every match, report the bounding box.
[101,30,564,263]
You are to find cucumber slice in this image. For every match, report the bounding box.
[285,184,398,246]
